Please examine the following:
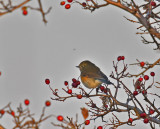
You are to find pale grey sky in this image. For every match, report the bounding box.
[0,0,160,129]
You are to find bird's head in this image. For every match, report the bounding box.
[76,60,99,72]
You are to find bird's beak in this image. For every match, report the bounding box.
[76,66,79,68]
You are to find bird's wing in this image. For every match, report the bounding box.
[82,71,113,85]
[81,71,109,82]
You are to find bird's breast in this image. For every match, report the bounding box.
[81,76,102,89]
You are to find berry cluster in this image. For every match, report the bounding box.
[71,78,81,88]
[133,72,155,96]
[99,85,108,93]
[60,0,73,9]
[140,113,150,123]
[64,78,80,88]
[45,78,82,99]
[128,110,154,124]
[117,56,125,61]
[0,99,52,128]
[60,0,88,9]
[64,78,81,95]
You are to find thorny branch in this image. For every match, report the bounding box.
[0,102,53,128]
[75,0,160,49]
[128,58,160,77]
[50,58,160,129]
[0,0,160,48]
[0,0,51,24]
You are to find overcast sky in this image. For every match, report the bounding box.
[0,0,160,129]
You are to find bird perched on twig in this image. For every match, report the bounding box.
[76,60,113,89]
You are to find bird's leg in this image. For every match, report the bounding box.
[87,88,94,95]
[85,89,94,97]
[96,87,100,94]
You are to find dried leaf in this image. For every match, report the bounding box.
[81,107,89,120]
[0,124,5,129]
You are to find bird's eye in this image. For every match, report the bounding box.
[80,65,85,70]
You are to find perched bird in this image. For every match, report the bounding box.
[76,60,113,89]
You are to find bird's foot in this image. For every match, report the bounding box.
[85,93,90,98]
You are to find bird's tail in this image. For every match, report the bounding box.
[106,80,114,85]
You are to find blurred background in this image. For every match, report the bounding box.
[0,0,159,128]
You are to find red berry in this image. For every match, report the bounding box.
[142,90,147,95]
[140,62,145,67]
[128,118,133,123]
[138,77,143,82]
[64,81,68,86]
[150,72,155,77]
[60,1,65,5]
[144,75,149,80]
[45,100,51,107]
[151,1,156,6]
[45,79,50,85]
[117,56,122,61]
[67,0,73,3]
[100,86,105,91]
[57,115,63,121]
[77,94,82,99]
[82,2,87,7]
[133,91,138,96]
[0,110,5,115]
[105,105,108,108]
[11,111,15,116]
[65,4,71,9]
[72,78,77,83]
[140,113,147,118]
[85,120,90,125]
[121,56,125,60]
[24,99,30,106]
[149,109,155,115]
[0,71,1,76]
[23,10,28,15]
[144,118,149,123]
[136,85,141,89]
[68,89,72,94]
[97,126,103,129]
[72,82,78,88]
[76,80,81,85]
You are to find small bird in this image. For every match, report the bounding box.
[76,60,113,89]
